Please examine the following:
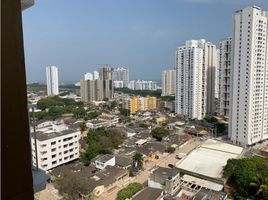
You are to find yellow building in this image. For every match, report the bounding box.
[126,96,158,114]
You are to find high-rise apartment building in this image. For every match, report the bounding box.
[175,40,203,119]
[162,69,176,96]
[46,65,59,96]
[84,72,94,81]
[219,37,232,118]
[175,39,217,119]
[80,66,113,102]
[229,6,268,145]
[98,65,112,80]
[113,67,129,88]
[128,80,157,91]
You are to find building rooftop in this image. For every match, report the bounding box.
[115,155,132,168]
[88,119,106,124]
[137,142,167,156]
[151,167,180,179]
[181,174,223,191]
[94,154,115,163]
[176,139,243,179]
[193,188,227,200]
[33,128,78,141]
[132,187,163,200]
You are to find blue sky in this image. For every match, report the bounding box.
[22,0,268,83]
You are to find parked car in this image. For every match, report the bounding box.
[168,164,174,168]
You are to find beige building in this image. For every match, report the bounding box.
[162,69,176,96]
[80,65,113,102]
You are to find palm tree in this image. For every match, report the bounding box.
[250,174,268,198]
[132,153,144,170]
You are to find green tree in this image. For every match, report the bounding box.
[117,183,143,200]
[151,127,169,141]
[250,174,268,198]
[167,146,176,153]
[73,107,87,118]
[204,115,218,123]
[139,123,148,128]
[132,153,144,170]
[87,111,100,119]
[55,172,90,200]
[223,156,268,199]
[103,97,109,101]
[80,144,100,165]
[216,122,226,134]
[48,106,64,119]
[119,108,129,116]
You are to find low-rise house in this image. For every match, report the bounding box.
[86,113,120,129]
[92,154,116,170]
[148,167,180,195]
[51,163,127,198]
[115,155,132,169]
[132,187,163,200]
[98,113,120,126]
[135,139,147,146]
[137,142,167,159]
[86,119,108,129]
[193,188,227,200]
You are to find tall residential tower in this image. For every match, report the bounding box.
[162,69,176,96]
[46,65,59,96]
[175,39,217,119]
[219,37,232,118]
[229,6,268,145]
[112,67,129,88]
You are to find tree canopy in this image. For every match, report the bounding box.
[54,172,90,200]
[223,156,268,199]
[80,128,125,165]
[116,183,143,200]
[151,127,169,141]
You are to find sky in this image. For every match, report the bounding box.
[22,0,268,83]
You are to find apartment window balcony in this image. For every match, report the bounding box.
[40,151,47,155]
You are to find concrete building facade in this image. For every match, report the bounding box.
[229,6,268,145]
[128,80,157,90]
[112,67,129,88]
[124,96,158,114]
[175,39,217,119]
[46,65,59,96]
[162,69,176,96]
[80,66,113,102]
[31,122,80,171]
[219,37,232,118]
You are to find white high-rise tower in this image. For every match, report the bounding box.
[175,39,217,119]
[229,6,268,145]
[46,65,59,96]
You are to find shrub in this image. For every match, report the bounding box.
[117,183,143,200]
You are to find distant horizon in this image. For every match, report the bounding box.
[27,79,162,85]
[23,0,268,82]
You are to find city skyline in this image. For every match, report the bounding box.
[22,0,268,82]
